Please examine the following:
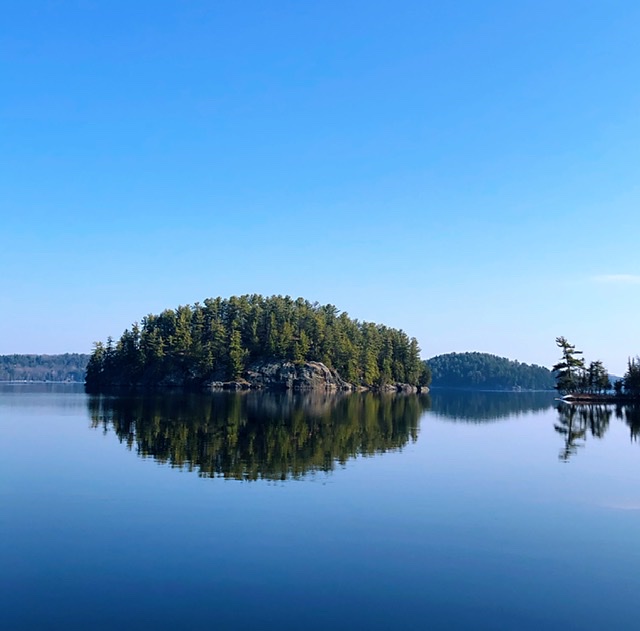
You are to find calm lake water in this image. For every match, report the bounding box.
[1,384,639,630]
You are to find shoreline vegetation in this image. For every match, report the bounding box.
[4,332,636,404]
[552,337,640,404]
[84,294,432,393]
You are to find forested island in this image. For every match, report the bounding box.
[426,352,555,390]
[0,354,89,382]
[553,337,640,401]
[85,295,431,392]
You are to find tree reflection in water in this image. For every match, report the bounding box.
[614,404,640,442]
[554,403,612,461]
[555,402,640,461]
[88,392,431,480]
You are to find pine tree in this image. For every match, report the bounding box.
[624,357,640,396]
[228,328,246,380]
[552,337,585,394]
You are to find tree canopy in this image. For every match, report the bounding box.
[624,357,640,397]
[85,294,429,391]
[549,337,640,399]
[426,352,555,390]
[0,354,89,382]
[552,337,612,396]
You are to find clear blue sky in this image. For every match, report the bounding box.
[2,1,639,374]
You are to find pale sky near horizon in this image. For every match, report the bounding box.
[2,1,640,374]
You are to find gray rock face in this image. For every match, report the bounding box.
[205,360,423,393]
[244,360,352,391]
[379,383,419,394]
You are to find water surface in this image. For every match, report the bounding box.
[1,385,639,630]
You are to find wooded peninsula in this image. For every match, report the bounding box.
[85,295,431,392]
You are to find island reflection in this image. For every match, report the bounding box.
[88,392,431,480]
[554,402,640,461]
[616,403,640,442]
[429,390,556,422]
[554,403,611,461]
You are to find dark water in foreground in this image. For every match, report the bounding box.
[1,385,639,630]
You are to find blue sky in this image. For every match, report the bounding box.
[2,1,639,374]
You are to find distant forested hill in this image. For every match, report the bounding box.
[426,352,554,390]
[0,354,90,382]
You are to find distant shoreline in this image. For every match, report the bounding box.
[0,380,83,384]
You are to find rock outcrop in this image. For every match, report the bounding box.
[379,383,420,394]
[243,360,352,391]
[206,360,426,393]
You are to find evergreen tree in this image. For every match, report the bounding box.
[552,337,585,394]
[624,357,640,396]
[227,328,246,380]
[85,343,105,389]
[587,360,610,394]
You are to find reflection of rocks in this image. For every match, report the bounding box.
[244,390,350,419]
[88,391,431,481]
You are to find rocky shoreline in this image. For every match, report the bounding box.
[207,360,428,394]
